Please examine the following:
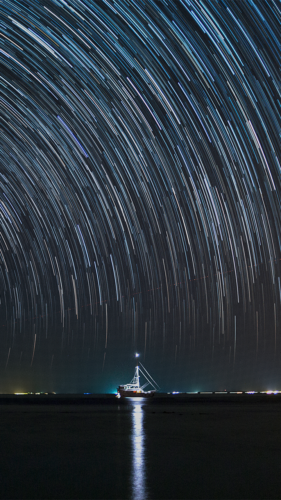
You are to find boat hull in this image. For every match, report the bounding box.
[117,388,155,398]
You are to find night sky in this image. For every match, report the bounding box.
[0,0,281,393]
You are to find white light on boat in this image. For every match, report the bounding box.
[135,353,140,357]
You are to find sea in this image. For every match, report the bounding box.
[0,393,281,499]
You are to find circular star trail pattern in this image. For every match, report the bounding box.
[0,0,281,385]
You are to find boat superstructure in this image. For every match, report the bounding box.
[117,354,159,398]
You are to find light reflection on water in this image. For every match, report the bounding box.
[129,398,149,500]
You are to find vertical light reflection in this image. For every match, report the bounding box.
[130,398,148,500]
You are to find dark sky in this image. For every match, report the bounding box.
[0,0,281,393]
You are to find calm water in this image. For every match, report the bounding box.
[1,395,281,498]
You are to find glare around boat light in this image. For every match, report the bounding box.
[135,353,140,357]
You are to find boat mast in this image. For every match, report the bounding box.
[135,353,140,389]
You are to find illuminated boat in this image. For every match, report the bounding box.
[117,354,159,398]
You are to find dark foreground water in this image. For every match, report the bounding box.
[1,394,281,499]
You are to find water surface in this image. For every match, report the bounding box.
[0,395,281,499]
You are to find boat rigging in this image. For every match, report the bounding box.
[117,354,160,398]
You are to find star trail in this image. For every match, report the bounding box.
[0,0,281,391]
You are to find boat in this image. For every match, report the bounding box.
[117,354,159,398]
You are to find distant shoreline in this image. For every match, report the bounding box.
[1,392,281,405]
